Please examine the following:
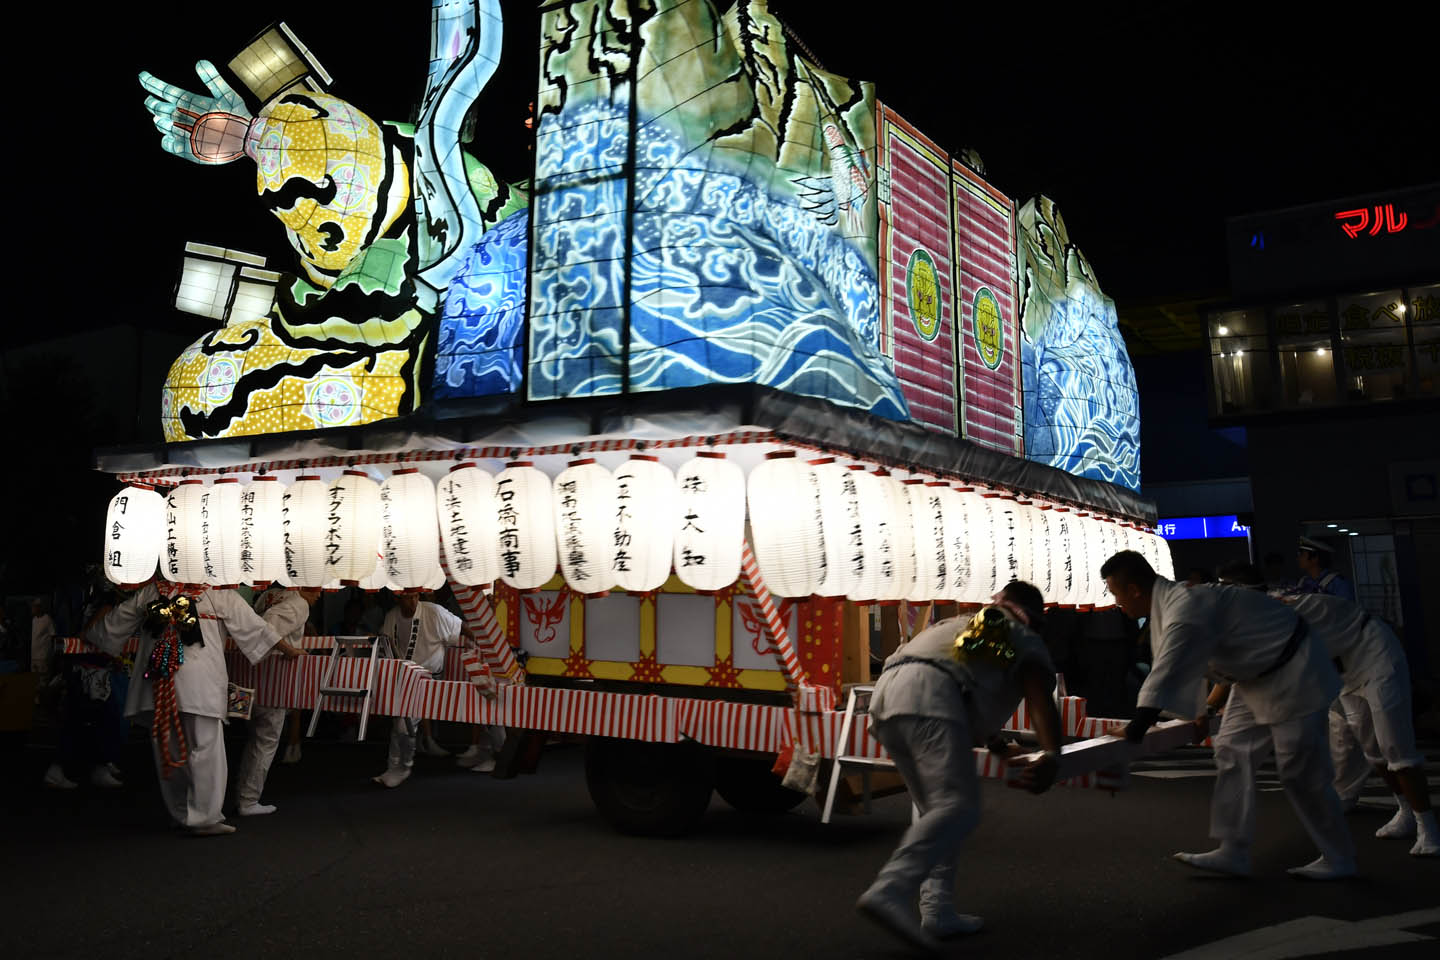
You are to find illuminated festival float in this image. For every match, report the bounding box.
[87,1,1195,832]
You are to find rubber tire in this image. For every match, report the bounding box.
[714,755,808,814]
[584,738,715,836]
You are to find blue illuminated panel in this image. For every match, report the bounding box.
[1156,515,1250,541]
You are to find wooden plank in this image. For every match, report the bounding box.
[840,602,871,684]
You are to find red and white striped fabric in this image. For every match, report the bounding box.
[449,582,524,682]
[677,700,792,753]
[504,685,678,741]
[737,541,807,692]
[64,633,346,657]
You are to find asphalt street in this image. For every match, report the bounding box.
[2,731,1437,960]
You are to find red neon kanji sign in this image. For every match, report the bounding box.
[1335,204,1407,239]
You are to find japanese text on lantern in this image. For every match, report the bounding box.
[678,471,706,568]
[201,491,215,580]
[325,484,343,567]
[379,485,398,579]
[240,489,256,574]
[928,493,946,589]
[166,495,180,577]
[558,479,588,582]
[613,471,634,574]
[842,472,864,579]
[495,478,521,579]
[444,485,472,574]
[807,470,828,583]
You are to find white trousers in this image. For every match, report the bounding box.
[151,713,227,828]
[1329,699,1374,804]
[1210,692,1355,865]
[1338,671,1422,770]
[235,707,288,807]
[386,668,444,772]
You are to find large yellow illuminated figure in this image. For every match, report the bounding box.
[140,1,514,441]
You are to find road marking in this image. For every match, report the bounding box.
[1159,907,1440,959]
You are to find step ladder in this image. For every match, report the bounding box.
[821,684,907,824]
[307,635,391,741]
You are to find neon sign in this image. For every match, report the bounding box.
[1156,515,1250,541]
[1335,204,1407,238]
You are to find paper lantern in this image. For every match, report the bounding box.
[281,475,331,588]
[1027,504,1057,605]
[162,480,207,584]
[991,497,1024,591]
[1049,508,1078,606]
[239,476,286,587]
[103,483,164,587]
[200,478,245,586]
[906,480,948,602]
[1152,530,1176,581]
[949,489,992,603]
[553,459,618,595]
[748,452,824,598]
[424,565,447,592]
[436,463,501,587]
[1076,514,1105,606]
[1014,501,1040,586]
[811,458,860,599]
[613,455,677,593]
[357,553,389,593]
[875,471,917,602]
[325,470,381,584]
[380,469,440,591]
[673,453,746,591]
[493,461,557,591]
[844,466,888,602]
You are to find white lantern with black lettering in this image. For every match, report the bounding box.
[325,470,381,584]
[553,459,618,595]
[1049,508,1078,606]
[876,470,917,602]
[240,476,286,587]
[436,463,500,587]
[103,483,164,586]
[673,453,745,591]
[1153,529,1176,581]
[906,480,947,603]
[613,455,676,593]
[844,466,887,602]
[162,480,208,584]
[1014,500,1039,586]
[200,478,245,586]
[990,496,1024,591]
[812,458,859,599]
[1028,503,1057,605]
[1079,514,1107,605]
[747,451,824,599]
[380,469,440,591]
[948,489,990,603]
[423,565,447,592]
[493,461,557,591]
[281,475,330,588]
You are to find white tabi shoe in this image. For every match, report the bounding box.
[1375,808,1417,839]
[91,766,124,789]
[921,911,984,939]
[372,767,411,789]
[281,744,302,765]
[856,887,941,955]
[1173,847,1251,877]
[238,802,277,816]
[188,822,237,837]
[419,735,450,758]
[470,756,496,773]
[455,745,482,768]
[1286,856,1356,880]
[43,764,77,790]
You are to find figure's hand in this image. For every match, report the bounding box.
[139,60,253,164]
[1104,721,1130,739]
[1010,752,1059,794]
[277,640,304,659]
[1192,713,1213,744]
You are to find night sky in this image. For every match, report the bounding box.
[30,0,1432,352]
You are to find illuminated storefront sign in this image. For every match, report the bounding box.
[1156,515,1251,540]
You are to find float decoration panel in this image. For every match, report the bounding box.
[953,162,1023,456]
[876,105,958,436]
[1017,197,1141,491]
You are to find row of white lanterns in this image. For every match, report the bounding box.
[102,453,1173,605]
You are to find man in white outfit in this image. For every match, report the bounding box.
[234,586,318,816]
[1100,550,1355,880]
[856,581,1063,952]
[87,581,299,835]
[373,592,471,788]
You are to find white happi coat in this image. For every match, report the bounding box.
[255,589,309,649]
[87,583,280,719]
[1288,593,1402,692]
[382,602,462,674]
[1140,578,1338,725]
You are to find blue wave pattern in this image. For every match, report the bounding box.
[522,96,907,418]
[1020,287,1141,490]
[433,208,529,398]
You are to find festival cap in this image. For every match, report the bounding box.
[1297,536,1333,556]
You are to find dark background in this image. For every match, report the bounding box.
[3,0,1433,595]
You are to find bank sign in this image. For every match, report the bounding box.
[1156,515,1251,541]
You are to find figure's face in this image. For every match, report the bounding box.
[1296,551,1320,577]
[397,594,420,617]
[298,587,323,606]
[1105,575,1150,621]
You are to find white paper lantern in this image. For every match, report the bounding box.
[163,480,208,584]
[1049,508,1078,606]
[493,461,557,591]
[324,470,381,584]
[905,480,947,602]
[673,453,746,591]
[240,476,286,587]
[200,478,245,586]
[876,470,917,602]
[1153,530,1176,581]
[747,452,825,599]
[424,565,447,592]
[844,466,888,602]
[1028,504,1058,605]
[948,489,991,603]
[812,458,860,599]
[1014,501,1039,586]
[357,552,389,593]
[380,469,440,591]
[436,463,501,587]
[281,475,330,588]
[1078,513,1106,606]
[991,496,1024,591]
[613,455,677,593]
[103,483,164,587]
[552,459,618,595]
